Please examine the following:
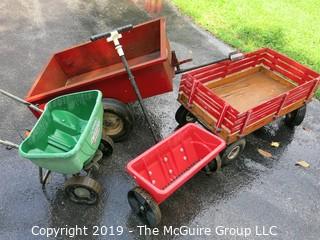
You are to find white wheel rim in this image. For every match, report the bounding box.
[227,146,241,160]
[74,187,91,198]
[103,112,124,136]
[186,114,195,122]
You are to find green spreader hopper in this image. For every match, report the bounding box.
[19,90,103,174]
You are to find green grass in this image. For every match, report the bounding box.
[172,0,320,99]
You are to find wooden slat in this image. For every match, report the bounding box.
[276,59,311,82]
[239,99,306,138]
[248,101,282,125]
[197,72,227,83]
[193,64,227,80]
[228,54,259,68]
[178,93,235,134]
[194,96,234,130]
[266,48,320,78]
[227,61,258,75]
[262,67,297,87]
[195,86,236,128]
[263,61,303,84]
[198,83,226,107]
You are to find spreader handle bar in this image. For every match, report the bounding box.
[0,139,19,149]
[90,24,133,41]
[0,89,43,113]
[39,167,51,186]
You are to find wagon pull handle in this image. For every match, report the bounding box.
[175,51,245,74]
[0,89,43,113]
[90,24,133,41]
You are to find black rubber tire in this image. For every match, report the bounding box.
[99,135,114,157]
[64,176,101,205]
[128,187,161,227]
[175,105,197,126]
[221,138,246,166]
[206,159,218,172]
[284,105,306,127]
[103,98,133,142]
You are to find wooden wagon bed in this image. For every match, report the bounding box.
[206,65,296,113]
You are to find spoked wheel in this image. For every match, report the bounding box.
[128,187,161,227]
[99,134,114,157]
[103,98,133,142]
[221,138,246,166]
[64,176,101,205]
[284,105,306,127]
[175,105,197,126]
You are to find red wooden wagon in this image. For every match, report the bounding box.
[176,48,320,166]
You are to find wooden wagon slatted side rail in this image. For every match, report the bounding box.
[178,48,320,144]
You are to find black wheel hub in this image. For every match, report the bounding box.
[127,188,161,226]
[65,185,98,205]
[64,176,101,205]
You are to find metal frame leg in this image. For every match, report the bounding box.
[216,154,222,171]
[84,150,103,177]
[39,167,51,186]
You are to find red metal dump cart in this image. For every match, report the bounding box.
[176,48,320,166]
[126,123,226,226]
[25,18,178,141]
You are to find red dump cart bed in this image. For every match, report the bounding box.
[178,48,320,144]
[26,18,174,111]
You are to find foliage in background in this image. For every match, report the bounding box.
[172,0,320,98]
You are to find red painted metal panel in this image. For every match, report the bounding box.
[26,18,174,111]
